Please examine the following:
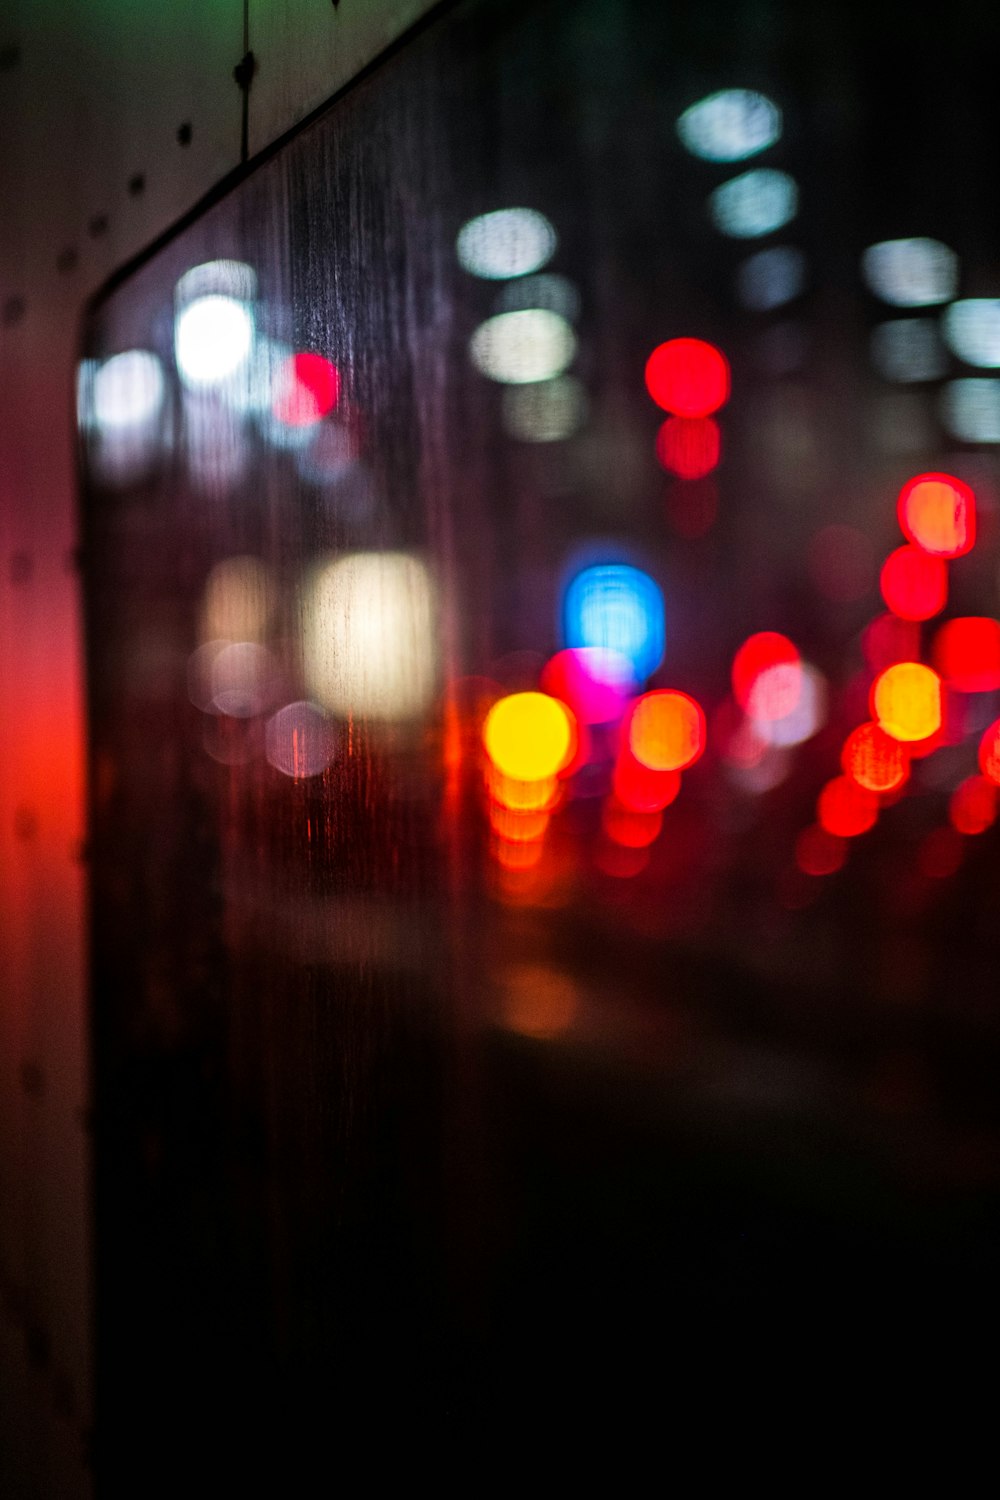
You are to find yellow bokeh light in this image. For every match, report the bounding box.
[482,691,577,782]
[871,661,941,742]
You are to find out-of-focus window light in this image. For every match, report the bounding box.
[861,239,958,307]
[482,692,577,782]
[871,661,942,742]
[301,552,437,721]
[265,701,337,779]
[92,350,165,430]
[842,721,909,793]
[942,300,1000,367]
[200,556,274,644]
[645,338,729,417]
[709,169,797,239]
[870,319,947,383]
[175,259,257,307]
[539,648,634,724]
[751,663,826,746]
[470,309,576,384]
[175,293,254,388]
[563,562,665,682]
[271,353,340,427]
[494,273,580,322]
[676,89,781,162]
[880,544,947,621]
[736,246,806,311]
[655,416,721,478]
[932,617,1000,692]
[502,375,587,441]
[456,208,557,279]
[897,471,975,558]
[941,379,1000,442]
[628,690,706,772]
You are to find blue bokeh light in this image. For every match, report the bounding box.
[563,564,665,683]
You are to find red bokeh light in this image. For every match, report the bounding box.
[897,471,975,559]
[841,721,909,793]
[978,718,1000,784]
[655,416,721,478]
[879,545,947,622]
[273,352,340,426]
[645,338,730,418]
[817,775,879,837]
[613,748,682,813]
[540,648,633,724]
[603,799,663,849]
[931,617,1000,693]
[949,775,997,836]
[795,824,847,876]
[731,632,800,716]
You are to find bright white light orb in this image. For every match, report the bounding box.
[265,701,338,779]
[710,169,798,238]
[870,319,947,383]
[93,350,165,430]
[456,209,557,279]
[941,379,1000,443]
[677,89,781,162]
[502,376,587,441]
[943,299,1000,368]
[736,246,806,310]
[470,309,576,384]
[302,552,437,721]
[175,294,254,388]
[861,239,957,307]
[752,664,827,747]
[175,259,257,307]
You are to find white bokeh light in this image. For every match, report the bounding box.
[265,701,338,779]
[942,299,1000,368]
[502,376,587,441]
[470,309,576,384]
[751,664,827,747]
[710,169,798,238]
[736,246,806,311]
[677,89,782,162]
[456,208,557,279]
[175,259,257,307]
[92,350,165,430]
[940,379,1000,443]
[302,552,437,721]
[870,319,947,383]
[861,239,957,307]
[175,294,254,388]
[495,273,581,322]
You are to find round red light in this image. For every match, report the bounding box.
[879,545,947,622]
[817,775,878,837]
[949,775,997,836]
[273,352,340,426]
[655,416,721,478]
[645,338,730,418]
[731,631,800,715]
[932,617,1000,693]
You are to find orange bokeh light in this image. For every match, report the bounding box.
[871,661,942,743]
[488,804,550,842]
[795,824,848,875]
[602,799,663,848]
[932,617,1000,693]
[493,836,545,872]
[949,775,997,835]
[879,545,947,622]
[817,775,879,837]
[486,766,559,812]
[628,689,706,772]
[897,471,975,559]
[841,721,909,793]
[977,718,1000,784]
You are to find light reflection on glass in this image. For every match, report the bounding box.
[709,169,798,238]
[456,208,557,279]
[861,239,958,307]
[676,89,782,162]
